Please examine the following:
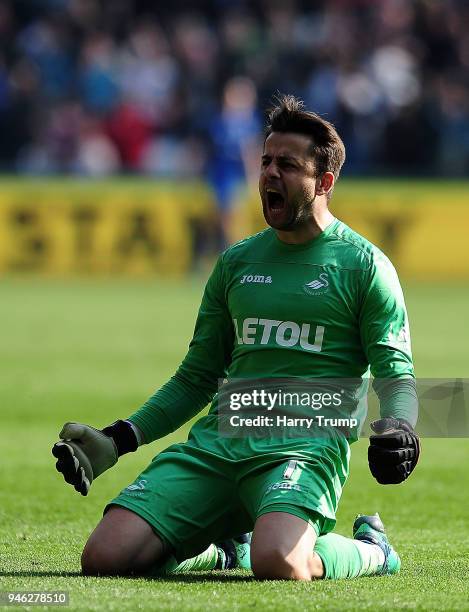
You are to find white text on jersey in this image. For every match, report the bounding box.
[233,317,324,352]
[240,274,272,284]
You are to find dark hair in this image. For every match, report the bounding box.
[265,94,346,180]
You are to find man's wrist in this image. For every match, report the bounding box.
[125,420,144,445]
[372,417,415,434]
[101,420,140,456]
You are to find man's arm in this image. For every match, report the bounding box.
[359,251,420,483]
[359,250,417,422]
[127,254,234,443]
[53,255,234,493]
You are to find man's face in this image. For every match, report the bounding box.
[259,132,319,231]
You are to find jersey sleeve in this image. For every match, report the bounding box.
[359,251,418,426]
[127,255,234,443]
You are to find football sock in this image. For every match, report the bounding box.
[159,544,220,574]
[314,533,385,579]
[156,535,384,578]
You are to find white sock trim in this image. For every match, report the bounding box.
[354,540,385,576]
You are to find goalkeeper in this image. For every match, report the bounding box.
[53,95,420,580]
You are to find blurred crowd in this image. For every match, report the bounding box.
[1,0,469,183]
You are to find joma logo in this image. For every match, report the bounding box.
[240,274,272,284]
[266,482,302,493]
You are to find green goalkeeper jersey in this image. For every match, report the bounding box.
[129,219,416,446]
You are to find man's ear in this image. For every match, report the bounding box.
[315,172,335,196]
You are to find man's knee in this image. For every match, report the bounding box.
[251,512,324,581]
[81,506,165,576]
[251,545,322,580]
[81,540,125,576]
[251,546,306,580]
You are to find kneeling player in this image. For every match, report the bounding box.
[53,96,419,580]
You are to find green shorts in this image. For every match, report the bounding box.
[108,421,350,561]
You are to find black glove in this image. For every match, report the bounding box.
[368,417,420,484]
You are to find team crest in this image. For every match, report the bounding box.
[303,273,329,296]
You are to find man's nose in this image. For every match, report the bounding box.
[263,161,280,178]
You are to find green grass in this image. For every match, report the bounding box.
[1,278,468,610]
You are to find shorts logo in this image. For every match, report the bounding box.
[126,479,147,492]
[265,482,302,493]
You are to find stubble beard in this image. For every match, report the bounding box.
[264,190,316,232]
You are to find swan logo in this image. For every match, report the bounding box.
[126,479,147,492]
[304,273,329,296]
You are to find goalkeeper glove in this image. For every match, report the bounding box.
[52,420,139,496]
[368,417,420,485]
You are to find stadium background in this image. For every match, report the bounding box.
[1,0,469,278]
[1,1,468,610]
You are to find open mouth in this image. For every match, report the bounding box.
[266,188,286,213]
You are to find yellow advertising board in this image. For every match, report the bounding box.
[0,179,468,278]
[0,179,217,276]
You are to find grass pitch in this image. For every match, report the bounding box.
[1,278,468,611]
